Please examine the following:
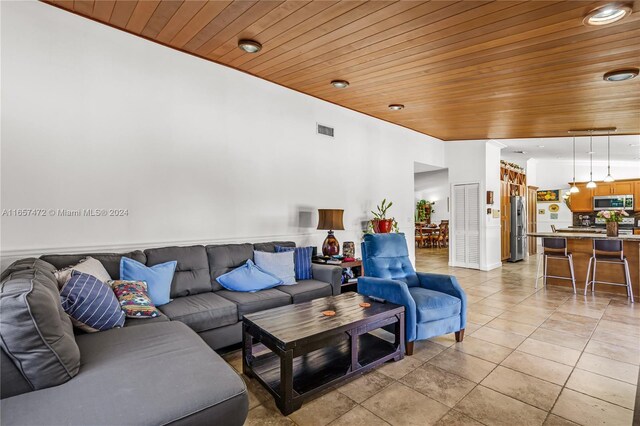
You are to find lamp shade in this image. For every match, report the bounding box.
[317,209,345,230]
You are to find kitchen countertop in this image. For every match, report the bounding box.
[528,232,640,241]
[557,227,605,233]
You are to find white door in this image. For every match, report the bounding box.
[453,183,480,269]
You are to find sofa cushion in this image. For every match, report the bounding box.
[0,260,81,391]
[1,350,32,399]
[217,289,291,320]
[158,293,238,333]
[408,287,461,323]
[0,322,249,426]
[124,312,170,327]
[253,241,295,253]
[40,251,146,280]
[206,243,254,291]
[276,279,332,304]
[145,245,211,298]
[0,258,58,283]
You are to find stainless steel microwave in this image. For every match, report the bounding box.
[593,195,634,211]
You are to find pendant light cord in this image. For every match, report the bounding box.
[590,132,593,181]
[573,136,576,184]
[607,131,611,175]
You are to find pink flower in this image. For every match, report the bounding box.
[602,211,611,219]
[621,210,629,217]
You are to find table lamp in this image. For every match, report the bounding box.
[317,209,345,256]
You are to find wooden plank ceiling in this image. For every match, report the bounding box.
[44,0,640,140]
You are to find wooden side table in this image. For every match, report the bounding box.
[313,259,364,293]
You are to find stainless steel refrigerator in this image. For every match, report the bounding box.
[509,196,526,262]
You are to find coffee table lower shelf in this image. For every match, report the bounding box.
[250,333,397,397]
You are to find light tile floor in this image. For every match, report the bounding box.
[224,248,639,426]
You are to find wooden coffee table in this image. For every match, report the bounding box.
[242,292,405,415]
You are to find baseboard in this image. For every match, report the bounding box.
[480,262,502,271]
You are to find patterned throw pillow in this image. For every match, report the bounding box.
[275,246,313,280]
[109,280,160,318]
[59,271,125,332]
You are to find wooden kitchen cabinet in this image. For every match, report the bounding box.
[595,182,634,195]
[568,184,593,212]
[568,179,640,212]
[614,181,634,195]
[594,184,613,196]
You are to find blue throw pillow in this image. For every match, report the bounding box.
[60,271,125,332]
[275,246,313,280]
[120,257,176,306]
[216,260,283,292]
[254,250,296,285]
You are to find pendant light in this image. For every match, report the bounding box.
[603,131,615,182]
[569,136,580,193]
[586,132,597,188]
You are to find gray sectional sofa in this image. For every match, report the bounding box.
[0,241,342,425]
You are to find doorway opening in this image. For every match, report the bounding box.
[414,163,449,260]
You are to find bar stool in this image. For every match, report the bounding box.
[585,239,634,303]
[535,237,577,293]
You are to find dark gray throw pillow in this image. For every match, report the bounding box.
[0,259,81,390]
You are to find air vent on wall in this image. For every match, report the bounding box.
[317,123,334,138]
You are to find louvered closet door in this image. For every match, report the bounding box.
[454,185,466,264]
[453,183,480,269]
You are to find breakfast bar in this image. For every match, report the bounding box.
[528,232,639,298]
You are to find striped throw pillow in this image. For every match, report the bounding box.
[275,246,313,280]
[60,271,125,332]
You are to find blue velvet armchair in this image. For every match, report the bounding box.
[357,233,467,355]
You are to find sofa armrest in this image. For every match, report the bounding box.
[311,263,342,296]
[357,276,417,342]
[416,272,467,329]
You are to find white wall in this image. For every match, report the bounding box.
[0,1,446,268]
[414,169,449,223]
[484,141,503,269]
[534,160,640,190]
[445,140,502,271]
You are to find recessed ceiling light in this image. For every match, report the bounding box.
[587,151,595,154]
[238,39,262,53]
[629,143,640,146]
[584,4,632,26]
[604,68,639,81]
[330,80,349,89]
[388,104,404,111]
[537,145,545,148]
[513,150,527,154]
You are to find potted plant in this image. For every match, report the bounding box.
[415,200,434,223]
[597,209,629,237]
[370,199,399,233]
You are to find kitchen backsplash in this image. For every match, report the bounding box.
[573,212,640,227]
